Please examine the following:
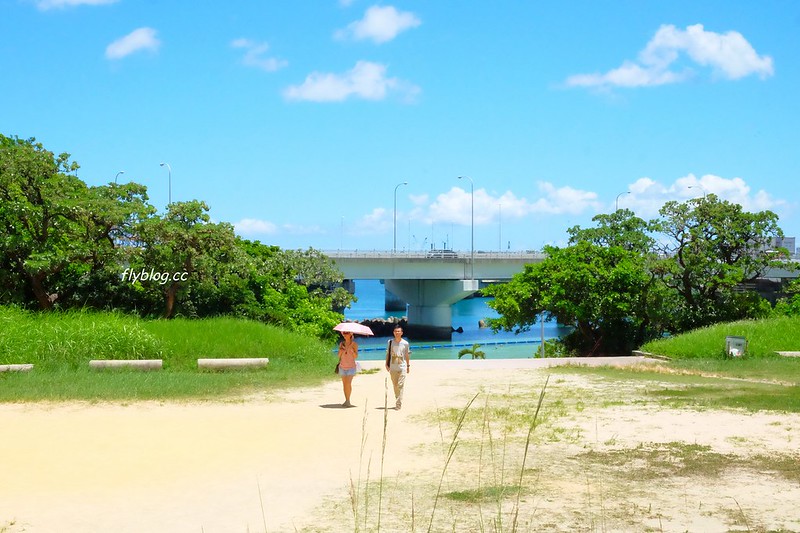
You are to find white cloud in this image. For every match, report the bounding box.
[358,175,782,241]
[335,5,421,44]
[427,187,472,225]
[408,184,601,227]
[565,61,688,89]
[283,60,420,102]
[235,218,326,237]
[234,218,278,235]
[529,182,602,215]
[425,187,534,226]
[643,24,774,80]
[105,28,160,60]
[35,0,116,10]
[350,208,391,235]
[623,173,784,217]
[566,24,773,89]
[231,38,287,72]
[408,193,429,206]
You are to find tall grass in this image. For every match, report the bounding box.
[510,376,547,532]
[0,306,162,369]
[0,306,334,401]
[343,383,549,533]
[428,392,480,532]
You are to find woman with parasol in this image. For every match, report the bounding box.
[333,322,373,407]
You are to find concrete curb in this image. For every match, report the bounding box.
[0,364,34,372]
[197,358,270,370]
[632,350,672,361]
[89,359,163,370]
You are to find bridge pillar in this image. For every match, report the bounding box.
[342,280,356,294]
[381,280,407,311]
[385,279,479,339]
[384,289,407,312]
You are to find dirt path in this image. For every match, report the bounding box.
[1,357,797,532]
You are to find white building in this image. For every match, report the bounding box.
[768,236,797,257]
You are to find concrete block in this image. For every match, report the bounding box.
[89,359,163,370]
[0,364,34,372]
[197,358,269,370]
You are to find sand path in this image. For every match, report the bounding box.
[2,357,797,532]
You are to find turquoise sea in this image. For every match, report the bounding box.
[342,279,569,360]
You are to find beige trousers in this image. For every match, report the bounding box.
[389,370,406,407]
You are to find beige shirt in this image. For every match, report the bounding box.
[387,338,410,371]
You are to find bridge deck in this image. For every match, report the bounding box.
[326,250,545,280]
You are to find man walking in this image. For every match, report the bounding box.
[385,324,411,410]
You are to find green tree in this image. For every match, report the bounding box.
[486,195,788,355]
[0,135,151,310]
[773,279,800,317]
[235,241,353,340]
[486,242,663,355]
[50,180,156,310]
[134,200,240,318]
[568,208,654,253]
[652,194,785,330]
[1,135,353,342]
[272,248,354,312]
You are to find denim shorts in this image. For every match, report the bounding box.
[338,366,357,377]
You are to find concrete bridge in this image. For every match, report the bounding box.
[326,251,545,338]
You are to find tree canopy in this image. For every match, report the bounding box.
[0,134,352,341]
[487,200,792,355]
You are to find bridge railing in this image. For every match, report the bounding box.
[323,250,548,260]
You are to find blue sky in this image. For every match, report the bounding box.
[3,0,798,253]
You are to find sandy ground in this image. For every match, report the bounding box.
[1,357,798,533]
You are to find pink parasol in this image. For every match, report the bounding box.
[333,322,374,336]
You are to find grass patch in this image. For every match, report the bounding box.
[578,442,732,480]
[577,442,800,484]
[444,484,522,503]
[0,306,335,401]
[667,357,800,386]
[428,380,565,438]
[553,364,800,413]
[640,315,800,359]
[649,382,800,412]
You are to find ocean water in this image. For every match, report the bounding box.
[342,279,568,360]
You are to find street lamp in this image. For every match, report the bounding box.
[458,175,474,279]
[498,203,502,252]
[393,181,407,253]
[407,219,411,253]
[688,185,707,199]
[615,191,630,211]
[160,162,172,205]
[114,171,125,184]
